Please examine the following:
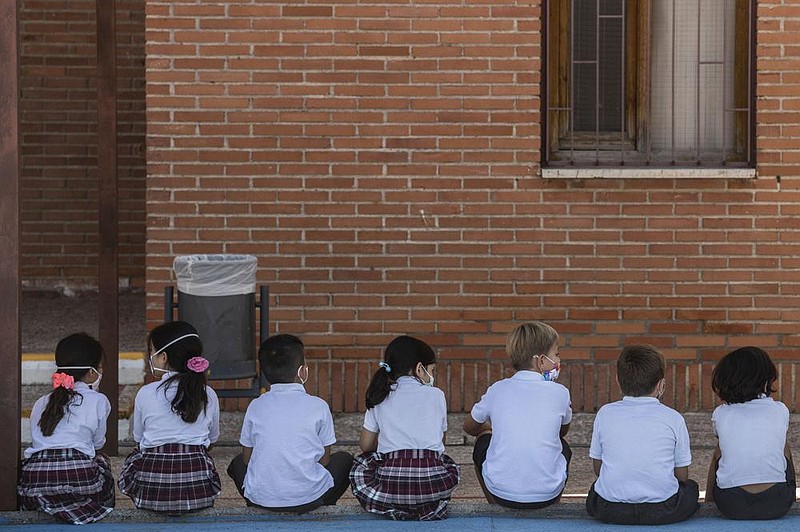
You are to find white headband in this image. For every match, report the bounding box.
[151,333,199,358]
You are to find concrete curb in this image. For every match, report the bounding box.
[22,352,144,386]
[2,501,799,525]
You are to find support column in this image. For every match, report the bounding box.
[97,0,119,455]
[0,0,21,511]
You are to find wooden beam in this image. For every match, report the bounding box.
[97,0,119,455]
[0,0,21,511]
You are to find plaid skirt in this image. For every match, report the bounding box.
[18,448,115,525]
[350,449,460,521]
[119,443,221,512]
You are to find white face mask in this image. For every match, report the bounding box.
[57,366,103,391]
[420,365,435,387]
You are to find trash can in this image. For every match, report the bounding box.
[173,254,258,381]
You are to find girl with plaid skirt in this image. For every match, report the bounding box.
[119,321,221,513]
[18,333,114,525]
[350,336,460,520]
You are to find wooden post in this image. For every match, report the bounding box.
[97,0,119,455]
[0,0,21,510]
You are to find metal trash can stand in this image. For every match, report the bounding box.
[165,255,268,392]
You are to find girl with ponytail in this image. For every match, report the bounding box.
[350,335,460,520]
[18,333,114,524]
[119,321,221,512]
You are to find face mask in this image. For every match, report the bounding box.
[149,353,169,375]
[297,365,308,385]
[420,365,435,387]
[542,355,561,382]
[57,366,103,390]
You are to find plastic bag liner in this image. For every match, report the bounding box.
[174,254,257,297]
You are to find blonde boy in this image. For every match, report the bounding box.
[463,322,572,509]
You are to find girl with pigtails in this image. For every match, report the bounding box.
[119,321,221,513]
[18,333,114,524]
[349,335,460,520]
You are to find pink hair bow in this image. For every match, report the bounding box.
[52,372,75,390]
[187,356,210,373]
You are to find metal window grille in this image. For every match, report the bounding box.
[545,0,754,168]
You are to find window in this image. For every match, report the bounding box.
[545,0,754,167]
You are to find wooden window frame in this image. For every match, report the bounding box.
[543,0,754,168]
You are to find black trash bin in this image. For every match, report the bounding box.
[165,255,268,396]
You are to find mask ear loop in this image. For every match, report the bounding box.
[149,333,200,375]
[297,365,308,385]
[656,379,666,400]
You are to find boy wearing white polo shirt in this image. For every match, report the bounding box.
[227,334,353,512]
[586,344,699,525]
[463,322,572,509]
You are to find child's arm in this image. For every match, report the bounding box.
[785,442,796,482]
[241,446,253,466]
[674,466,689,482]
[359,428,378,453]
[592,459,602,476]
[463,415,491,437]
[560,422,570,437]
[319,445,331,467]
[704,444,721,502]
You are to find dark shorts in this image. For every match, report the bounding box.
[227,451,354,514]
[586,479,700,525]
[713,463,796,520]
[472,433,572,510]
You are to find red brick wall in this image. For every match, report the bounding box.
[145,1,800,412]
[20,0,146,289]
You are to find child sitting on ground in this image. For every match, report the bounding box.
[227,334,353,512]
[463,322,572,509]
[705,346,796,520]
[350,335,460,520]
[119,321,221,513]
[18,333,114,524]
[586,344,699,525]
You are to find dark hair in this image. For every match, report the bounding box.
[149,321,208,423]
[617,344,665,397]
[258,334,305,384]
[39,333,104,437]
[365,335,436,409]
[712,346,777,404]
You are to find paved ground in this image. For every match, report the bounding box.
[21,289,147,352]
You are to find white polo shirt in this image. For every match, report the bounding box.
[470,371,572,503]
[363,376,447,454]
[590,396,692,503]
[133,371,220,448]
[25,382,111,459]
[713,397,789,489]
[240,383,336,507]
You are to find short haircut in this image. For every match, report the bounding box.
[259,334,305,384]
[712,346,777,404]
[617,344,665,397]
[506,322,559,371]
